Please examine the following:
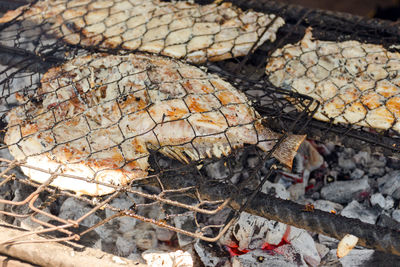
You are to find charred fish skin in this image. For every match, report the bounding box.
[265,27,400,133]
[0,0,285,64]
[5,53,304,196]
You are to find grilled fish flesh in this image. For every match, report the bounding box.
[5,53,305,196]
[265,28,400,133]
[0,0,285,64]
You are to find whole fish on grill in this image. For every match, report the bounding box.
[265,28,400,133]
[5,53,305,196]
[0,0,284,64]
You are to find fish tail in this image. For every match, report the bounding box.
[271,134,306,169]
[255,121,306,169]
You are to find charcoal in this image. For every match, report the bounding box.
[392,209,400,223]
[341,200,380,224]
[338,156,356,171]
[378,171,400,199]
[318,234,339,248]
[155,227,175,242]
[116,235,137,257]
[370,193,386,209]
[174,215,196,248]
[384,195,395,210]
[321,178,370,204]
[377,214,400,231]
[370,193,394,210]
[350,168,365,180]
[288,183,306,201]
[105,194,142,233]
[287,227,321,266]
[315,242,330,259]
[368,167,385,177]
[59,197,101,228]
[231,212,287,250]
[336,249,375,266]
[353,151,371,168]
[129,222,158,251]
[231,248,306,267]
[261,181,290,200]
[370,154,387,168]
[194,240,230,267]
[19,207,52,230]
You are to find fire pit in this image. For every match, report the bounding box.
[1,0,400,266]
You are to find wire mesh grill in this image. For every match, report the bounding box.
[0,0,400,259]
[0,0,315,247]
[0,0,285,64]
[220,0,400,156]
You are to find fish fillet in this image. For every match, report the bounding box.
[265,27,400,133]
[5,53,305,196]
[0,0,285,64]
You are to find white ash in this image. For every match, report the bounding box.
[128,222,158,251]
[261,180,290,200]
[341,200,380,225]
[204,157,243,184]
[142,249,193,267]
[59,197,101,228]
[392,209,400,223]
[226,212,288,250]
[350,168,365,180]
[370,193,394,210]
[194,240,231,267]
[338,153,357,171]
[318,234,340,248]
[288,183,306,201]
[325,249,375,266]
[315,242,330,260]
[271,140,400,265]
[104,192,143,233]
[320,177,370,204]
[286,227,321,266]
[116,234,137,257]
[378,170,400,199]
[232,247,306,267]
[173,214,196,248]
[218,183,321,266]
[156,227,175,243]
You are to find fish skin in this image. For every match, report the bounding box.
[265,27,400,133]
[0,0,285,64]
[5,53,305,196]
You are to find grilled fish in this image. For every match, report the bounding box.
[265,28,400,133]
[0,0,284,64]
[5,53,305,196]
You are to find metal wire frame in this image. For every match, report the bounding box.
[0,66,316,242]
[206,0,400,157]
[1,0,400,155]
[0,0,399,259]
[0,93,313,244]
[0,0,316,248]
[0,158,230,243]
